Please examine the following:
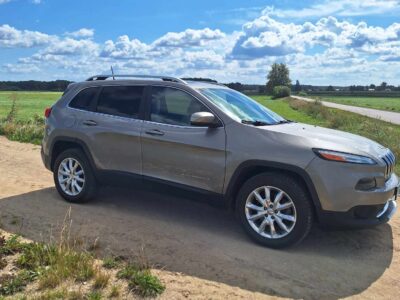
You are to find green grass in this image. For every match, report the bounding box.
[117,263,165,297]
[309,95,400,112]
[252,95,327,126]
[0,91,61,121]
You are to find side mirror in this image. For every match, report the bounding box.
[190,112,218,127]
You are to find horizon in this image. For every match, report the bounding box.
[0,0,399,85]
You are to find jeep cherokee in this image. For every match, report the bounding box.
[41,75,399,248]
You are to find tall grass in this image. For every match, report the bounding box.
[0,93,44,145]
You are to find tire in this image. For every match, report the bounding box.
[53,148,97,203]
[236,172,313,248]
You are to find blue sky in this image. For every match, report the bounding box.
[1,0,400,85]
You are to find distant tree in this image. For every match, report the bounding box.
[326,85,334,91]
[0,80,72,91]
[375,82,388,91]
[266,63,291,93]
[369,84,376,89]
[181,77,217,83]
[226,82,243,91]
[294,80,301,92]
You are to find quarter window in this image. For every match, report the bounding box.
[97,86,144,118]
[150,87,209,126]
[69,87,99,111]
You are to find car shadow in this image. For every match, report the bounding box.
[0,185,394,299]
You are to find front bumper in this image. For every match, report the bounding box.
[306,157,399,212]
[318,199,397,228]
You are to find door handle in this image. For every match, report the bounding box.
[145,129,164,136]
[83,120,97,126]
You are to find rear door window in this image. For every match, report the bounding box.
[96,86,144,119]
[69,87,99,111]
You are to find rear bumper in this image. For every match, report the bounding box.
[318,198,397,228]
[41,146,51,171]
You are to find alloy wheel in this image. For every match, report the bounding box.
[57,157,85,196]
[245,186,297,239]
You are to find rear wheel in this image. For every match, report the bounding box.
[236,172,313,248]
[53,148,96,203]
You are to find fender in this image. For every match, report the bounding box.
[49,136,97,173]
[225,160,322,211]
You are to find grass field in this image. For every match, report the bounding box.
[0,91,399,172]
[309,95,400,112]
[0,91,61,121]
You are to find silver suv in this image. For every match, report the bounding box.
[41,75,399,248]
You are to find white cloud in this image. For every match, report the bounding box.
[230,15,400,60]
[0,24,54,48]
[31,0,41,4]
[42,38,99,56]
[152,28,225,48]
[65,28,94,39]
[0,0,12,4]
[265,0,400,19]
[100,35,149,59]
[2,63,40,73]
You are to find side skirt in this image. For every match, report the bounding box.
[95,170,227,208]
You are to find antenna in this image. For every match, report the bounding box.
[110,66,115,80]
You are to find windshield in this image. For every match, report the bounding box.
[199,88,287,125]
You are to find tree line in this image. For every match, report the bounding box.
[1,70,399,95]
[0,80,72,91]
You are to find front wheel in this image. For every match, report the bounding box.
[53,148,97,203]
[236,172,313,248]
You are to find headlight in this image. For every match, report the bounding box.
[313,149,376,165]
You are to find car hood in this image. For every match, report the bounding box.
[264,122,387,158]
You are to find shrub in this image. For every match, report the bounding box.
[298,91,308,96]
[117,263,165,297]
[0,234,25,255]
[0,270,36,296]
[272,85,291,99]
[128,270,165,297]
[102,256,121,269]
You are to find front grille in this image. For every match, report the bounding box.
[381,150,395,179]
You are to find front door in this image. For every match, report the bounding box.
[141,86,226,193]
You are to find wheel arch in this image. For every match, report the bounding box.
[49,136,96,173]
[225,160,322,214]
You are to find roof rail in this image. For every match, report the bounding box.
[85,74,187,84]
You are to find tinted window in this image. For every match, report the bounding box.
[69,87,99,111]
[150,87,209,126]
[97,86,144,118]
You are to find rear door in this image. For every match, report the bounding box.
[72,85,145,175]
[141,86,226,193]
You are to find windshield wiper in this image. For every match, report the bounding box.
[241,120,271,126]
[276,119,294,124]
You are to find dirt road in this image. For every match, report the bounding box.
[0,136,399,299]
[292,95,400,125]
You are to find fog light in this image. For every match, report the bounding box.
[355,177,376,190]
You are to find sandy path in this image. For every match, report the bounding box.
[292,95,400,125]
[0,136,399,299]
